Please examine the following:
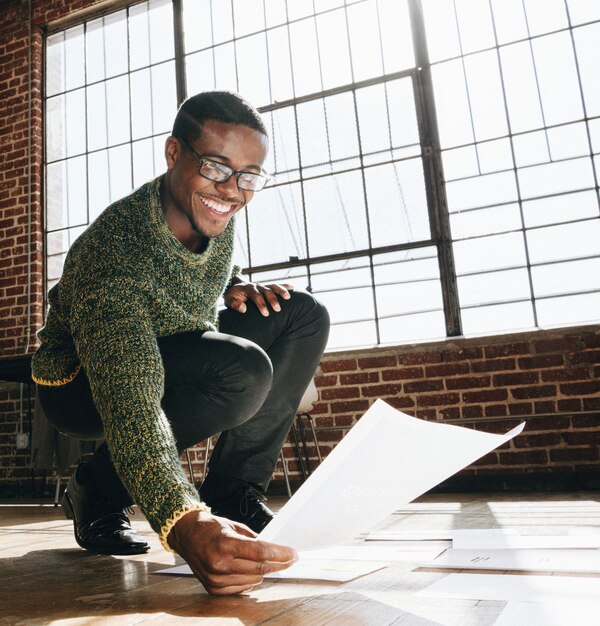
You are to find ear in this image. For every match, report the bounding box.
[164,136,181,170]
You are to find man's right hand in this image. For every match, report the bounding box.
[167,509,298,595]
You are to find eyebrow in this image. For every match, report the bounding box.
[200,152,263,173]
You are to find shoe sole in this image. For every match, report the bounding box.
[62,491,150,555]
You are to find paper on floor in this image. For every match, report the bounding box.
[494,601,600,626]
[365,530,453,541]
[451,528,600,550]
[426,548,600,574]
[418,573,600,604]
[153,560,387,582]
[259,399,524,551]
[300,544,445,562]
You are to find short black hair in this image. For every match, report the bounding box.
[172,91,267,143]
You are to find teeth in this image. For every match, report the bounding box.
[200,195,232,214]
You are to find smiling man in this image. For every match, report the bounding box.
[32,92,330,595]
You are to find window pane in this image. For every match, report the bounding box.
[46,32,65,96]
[64,26,85,91]
[537,292,600,326]
[517,157,595,200]
[450,203,522,239]
[88,150,110,221]
[182,0,212,53]
[263,107,299,178]
[524,0,568,36]
[455,0,496,55]
[266,26,294,102]
[462,301,535,334]
[477,138,513,174]
[527,219,600,264]
[532,258,600,297]
[379,0,414,72]
[186,49,216,95]
[454,232,526,274]
[236,34,270,108]
[422,0,460,63]
[289,18,321,96]
[316,9,352,90]
[490,0,528,45]
[567,0,600,25]
[573,23,600,117]
[46,95,66,162]
[513,130,551,168]
[103,11,128,77]
[66,90,86,157]
[233,0,265,38]
[458,268,531,307]
[379,311,446,344]
[522,190,599,228]
[446,170,518,213]
[213,43,238,93]
[149,0,175,64]
[347,1,384,82]
[364,159,431,247]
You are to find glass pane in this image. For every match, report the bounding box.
[432,60,475,148]
[524,0,568,36]
[442,146,479,180]
[86,19,106,84]
[304,170,370,256]
[522,190,599,228]
[232,210,249,269]
[527,219,600,264]
[379,0,414,73]
[477,138,513,174]
[379,310,446,345]
[182,0,212,53]
[376,278,443,317]
[328,320,378,350]
[532,257,600,297]
[233,0,265,38]
[46,95,66,162]
[129,2,151,70]
[210,0,234,45]
[532,32,584,126]
[422,0,460,63]
[536,292,600,326]
[107,144,133,202]
[373,248,439,283]
[490,0,528,45]
[130,69,152,139]
[513,130,551,168]
[364,159,431,247]
[246,183,307,266]
[106,75,131,146]
[213,43,238,93]
[517,157,595,199]
[573,23,600,118]
[66,89,86,157]
[263,107,299,178]
[455,0,496,55]
[289,18,321,96]
[446,170,518,212]
[152,63,177,134]
[46,32,65,96]
[88,150,110,221]
[186,50,216,95]
[458,268,531,307]
[450,203,522,239]
[287,0,314,21]
[64,26,85,91]
[236,34,270,107]
[47,156,88,230]
[500,42,545,134]
[266,26,294,102]
[264,0,287,28]
[464,51,508,142]
[132,138,157,188]
[316,9,352,90]
[462,301,535,334]
[547,122,590,161]
[149,0,175,64]
[454,232,526,274]
[103,11,128,77]
[567,0,600,25]
[347,1,384,82]
[297,100,331,168]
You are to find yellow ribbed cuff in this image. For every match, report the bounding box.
[159,503,212,553]
[32,365,81,386]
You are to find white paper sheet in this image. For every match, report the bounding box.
[427,548,600,574]
[259,399,525,551]
[153,561,387,582]
[452,528,600,550]
[418,573,600,604]
[366,530,453,541]
[300,545,445,562]
[494,601,600,626]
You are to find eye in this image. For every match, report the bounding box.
[202,160,230,180]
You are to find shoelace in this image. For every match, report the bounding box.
[239,487,265,517]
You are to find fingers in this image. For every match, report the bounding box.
[232,537,298,566]
[224,283,295,316]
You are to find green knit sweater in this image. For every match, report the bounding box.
[32,175,237,545]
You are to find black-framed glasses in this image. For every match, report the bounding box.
[176,136,271,192]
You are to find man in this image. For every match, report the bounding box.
[32,91,330,595]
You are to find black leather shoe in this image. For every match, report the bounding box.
[62,465,150,555]
[200,481,274,533]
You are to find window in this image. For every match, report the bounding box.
[44,0,600,350]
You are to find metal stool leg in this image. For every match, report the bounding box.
[185,448,195,485]
[53,473,62,506]
[279,451,292,498]
[306,413,322,464]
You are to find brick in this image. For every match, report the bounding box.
[485,404,507,417]
[508,402,533,415]
[563,431,600,445]
[484,342,529,358]
[381,367,424,381]
[542,367,591,382]
[533,402,556,416]
[557,398,583,412]
[416,409,436,420]
[330,399,369,414]
[403,379,444,393]
[339,372,378,385]
[550,448,599,463]
[310,402,329,415]
[416,392,460,407]
[582,334,600,349]
[471,452,498,466]
[385,396,415,409]
[560,381,600,396]
[462,405,483,418]
[534,337,582,353]
[358,355,397,369]
[446,375,490,390]
[569,350,600,365]
[320,359,357,373]
[498,450,548,465]
[511,385,557,399]
[527,416,571,431]
[518,354,564,369]
[462,389,508,404]
[514,433,562,448]
[398,352,442,365]
[583,397,600,411]
[439,407,460,419]
[333,414,354,427]
[493,372,538,387]
[361,383,403,397]
[572,414,600,429]
[442,347,484,362]
[321,387,360,400]
[425,362,470,377]
[471,358,517,373]
[314,374,337,387]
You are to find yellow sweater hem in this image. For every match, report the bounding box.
[159,503,212,553]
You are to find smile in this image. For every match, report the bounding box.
[198,194,235,215]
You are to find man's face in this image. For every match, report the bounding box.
[163,119,269,242]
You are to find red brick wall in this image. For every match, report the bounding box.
[0,0,599,494]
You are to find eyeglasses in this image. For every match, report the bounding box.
[176,136,271,192]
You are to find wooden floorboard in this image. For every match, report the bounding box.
[1,492,599,625]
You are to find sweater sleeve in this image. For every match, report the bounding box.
[70,277,208,547]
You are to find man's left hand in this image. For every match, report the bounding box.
[224,282,294,317]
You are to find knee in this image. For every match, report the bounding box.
[236,340,273,392]
[288,290,330,332]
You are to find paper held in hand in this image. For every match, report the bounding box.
[259,399,524,551]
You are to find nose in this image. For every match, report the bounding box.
[214,174,244,200]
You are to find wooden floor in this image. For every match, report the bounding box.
[1,492,599,625]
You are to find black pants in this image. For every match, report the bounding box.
[37,291,329,507]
